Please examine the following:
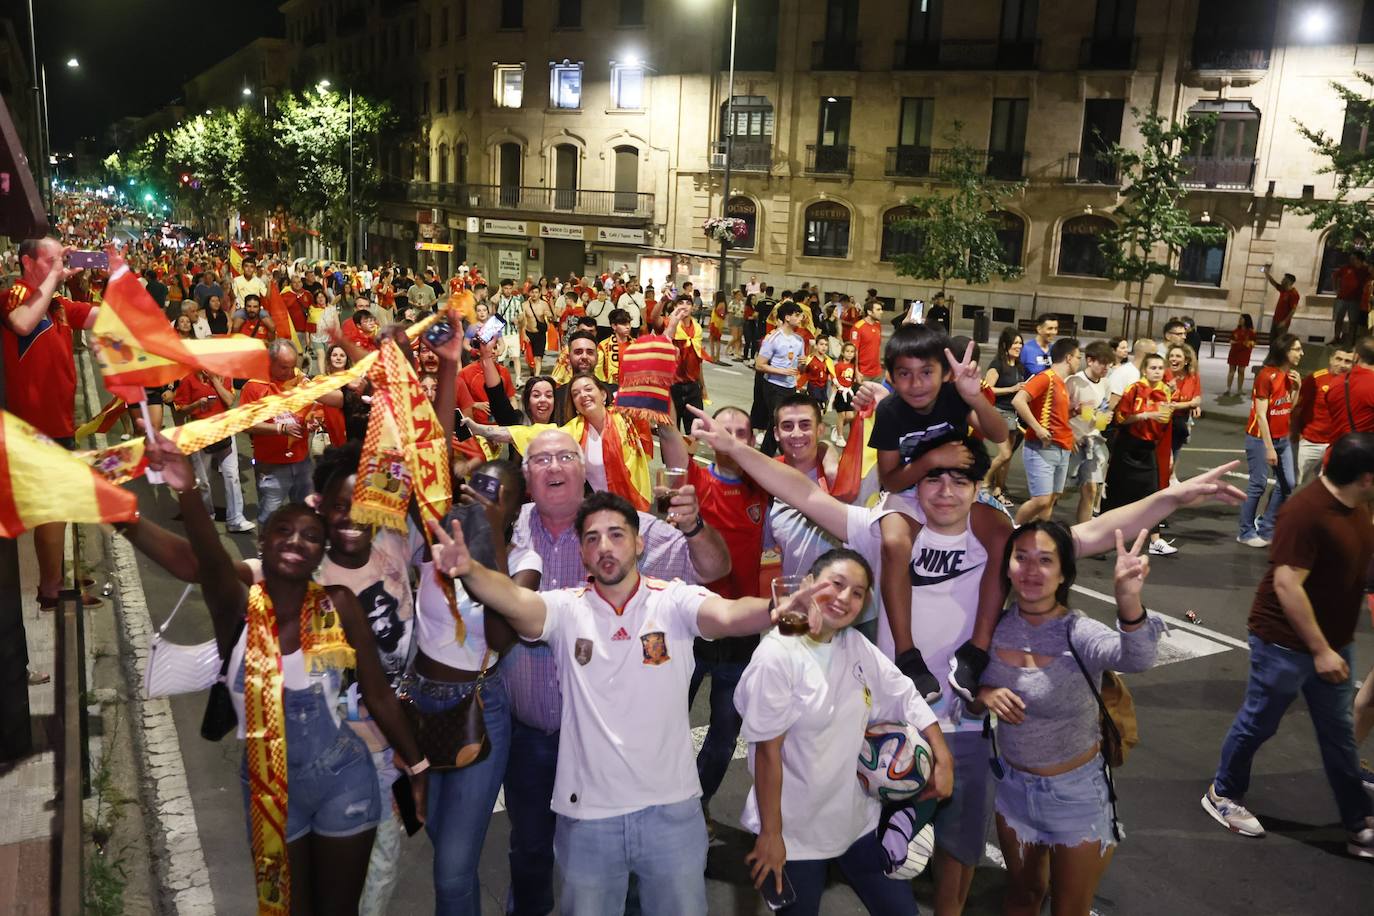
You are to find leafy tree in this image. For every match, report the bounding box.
[890,122,1026,293]
[1098,106,1225,336]
[1291,70,1374,248]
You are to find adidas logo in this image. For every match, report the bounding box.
[611,628,631,641]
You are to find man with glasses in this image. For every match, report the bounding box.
[499,429,732,916]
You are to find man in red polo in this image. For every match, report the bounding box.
[849,297,885,381]
[1325,337,1374,438]
[241,339,316,524]
[2,237,97,608]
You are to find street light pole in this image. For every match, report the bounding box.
[349,87,357,264]
[719,0,736,299]
[24,0,46,216]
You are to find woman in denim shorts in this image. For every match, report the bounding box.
[973,521,1162,915]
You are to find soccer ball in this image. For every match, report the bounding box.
[856,721,933,803]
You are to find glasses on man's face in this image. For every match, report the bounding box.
[526,450,581,470]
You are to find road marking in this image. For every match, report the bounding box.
[1070,583,1250,651]
[1179,447,1246,454]
[707,364,743,376]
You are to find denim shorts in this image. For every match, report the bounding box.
[1068,439,1108,488]
[994,753,1118,851]
[933,729,997,866]
[1023,442,1071,497]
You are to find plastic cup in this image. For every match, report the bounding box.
[772,575,812,636]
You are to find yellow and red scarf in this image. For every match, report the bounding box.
[243,582,354,915]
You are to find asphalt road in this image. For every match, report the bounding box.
[114,351,1374,915]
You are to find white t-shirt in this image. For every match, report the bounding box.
[736,628,937,859]
[1066,370,1111,442]
[231,274,266,304]
[416,538,543,671]
[583,424,607,492]
[536,576,712,819]
[1108,362,1140,398]
[849,498,987,734]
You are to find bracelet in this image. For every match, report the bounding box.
[680,516,705,538]
[402,757,430,777]
[1117,609,1147,626]
[174,479,205,496]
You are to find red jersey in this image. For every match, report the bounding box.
[458,360,515,422]
[800,354,831,390]
[237,315,273,342]
[1325,364,1374,437]
[688,462,768,599]
[833,361,856,392]
[1334,263,1369,301]
[673,323,704,384]
[1246,366,1296,439]
[285,290,309,331]
[1,282,94,438]
[172,373,228,421]
[1295,368,1339,444]
[1021,368,1074,449]
[1274,288,1299,325]
[342,317,378,352]
[839,305,861,342]
[1115,380,1171,442]
[241,376,309,465]
[850,319,883,378]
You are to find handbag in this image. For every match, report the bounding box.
[144,584,219,698]
[201,616,248,742]
[1065,615,1139,768]
[397,650,493,771]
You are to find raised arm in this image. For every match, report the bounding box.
[6,250,80,335]
[428,518,547,639]
[696,577,830,639]
[1070,461,1245,557]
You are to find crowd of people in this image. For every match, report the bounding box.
[4,197,1374,916]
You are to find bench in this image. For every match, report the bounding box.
[1206,328,1272,359]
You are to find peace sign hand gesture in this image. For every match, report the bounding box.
[1113,528,1151,605]
[944,340,984,404]
[427,518,473,579]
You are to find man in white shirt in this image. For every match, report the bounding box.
[1108,339,1155,411]
[428,490,817,916]
[1066,340,1115,525]
[231,258,267,307]
[617,277,645,337]
[495,278,526,386]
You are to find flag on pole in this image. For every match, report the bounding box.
[0,410,138,537]
[75,397,128,441]
[91,268,270,401]
[227,244,244,278]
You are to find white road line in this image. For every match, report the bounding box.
[1070,583,1250,651]
[1179,447,1246,454]
[707,365,743,376]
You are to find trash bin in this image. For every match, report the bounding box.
[971,307,990,344]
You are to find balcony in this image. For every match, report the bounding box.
[986,150,1027,181]
[884,146,1028,180]
[1079,36,1138,70]
[892,38,1040,70]
[709,142,772,173]
[1064,152,1119,184]
[1180,156,1257,190]
[805,144,854,176]
[398,182,654,220]
[886,146,934,178]
[1189,45,1271,72]
[811,40,861,71]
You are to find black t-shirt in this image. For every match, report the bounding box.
[988,359,1024,410]
[926,304,951,332]
[868,382,968,464]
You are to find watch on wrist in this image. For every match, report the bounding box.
[680,515,705,538]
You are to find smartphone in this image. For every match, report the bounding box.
[67,250,108,271]
[760,871,797,911]
[905,299,925,325]
[422,320,456,349]
[390,773,424,837]
[453,406,473,442]
[470,472,501,503]
[478,315,506,344]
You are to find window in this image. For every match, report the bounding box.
[722,96,774,141]
[499,142,522,206]
[726,0,779,70]
[817,96,851,146]
[420,12,431,47]
[614,146,639,212]
[1000,0,1038,41]
[620,0,646,26]
[438,75,448,113]
[1057,215,1114,278]
[438,143,450,183]
[898,97,934,148]
[611,64,644,109]
[881,206,923,262]
[1185,100,1260,188]
[992,210,1026,268]
[457,0,467,37]
[802,201,851,258]
[988,98,1028,179]
[1192,0,1275,69]
[554,144,578,209]
[439,6,449,43]
[557,0,582,29]
[421,80,431,115]
[1317,239,1366,294]
[455,72,467,111]
[500,0,523,30]
[727,196,758,250]
[1078,98,1124,182]
[1362,0,1374,44]
[550,62,582,109]
[1178,230,1226,286]
[494,64,524,108]
[1341,105,1371,153]
[456,143,468,184]
[906,0,942,44]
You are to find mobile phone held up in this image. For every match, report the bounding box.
[760,870,797,911]
[470,472,501,503]
[478,315,505,344]
[67,250,108,272]
[423,320,456,350]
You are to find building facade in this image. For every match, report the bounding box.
[280,0,1374,341]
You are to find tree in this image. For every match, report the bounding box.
[1098,106,1225,336]
[1291,70,1374,248]
[889,122,1026,293]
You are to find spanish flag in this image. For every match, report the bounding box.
[91,268,270,401]
[0,410,138,536]
[265,281,300,353]
[75,397,128,441]
[227,244,243,278]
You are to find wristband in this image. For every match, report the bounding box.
[1117,609,1147,626]
[402,757,430,777]
[680,516,705,538]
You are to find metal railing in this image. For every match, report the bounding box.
[886,146,935,178]
[811,40,861,71]
[1064,152,1120,184]
[893,38,1040,70]
[1188,45,1271,71]
[398,182,655,218]
[885,146,1029,180]
[805,144,854,176]
[710,142,772,172]
[1180,156,1258,190]
[1079,36,1139,69]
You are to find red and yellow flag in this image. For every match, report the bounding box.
[91,269,270,401]
[75,397,128,441]
[0,410,138,537]
[265,281,300,352]
[227,244,244,278]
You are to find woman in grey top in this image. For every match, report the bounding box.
[975,521,1161,916]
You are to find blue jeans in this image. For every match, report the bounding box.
[782,830,918,916]
[686,658,745,804]
[1239,435,1293,540]
[1214,636,1374,831]
[504,720,560,916]
[411,673,512,916]
[253,458,314,525]
[553,798,708,916]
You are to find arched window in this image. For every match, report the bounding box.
[438,143,450,183]
[499,141,522,206]
[991,210,1025,268]
[802,201,851,258]
[880,206,922,262]
[613,145,639,212]
[1057,215,1114,278]
[455,143,467,185]
[726,196,757,250]
[1178,227,1227,286]
[554,143,578,210]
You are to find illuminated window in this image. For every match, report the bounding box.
[494,64,524,108]
[611,64,644,109]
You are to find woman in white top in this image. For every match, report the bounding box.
[736,548,953,915]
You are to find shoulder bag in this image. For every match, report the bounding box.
[200,615,248,742]
[397,650,493,770]
[143,584,218,698]
[1065,615,1138,768]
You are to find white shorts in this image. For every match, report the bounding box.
[1068,438,1109,488]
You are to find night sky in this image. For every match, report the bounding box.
[8,0,284,149]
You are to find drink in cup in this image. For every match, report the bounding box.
[772,575,812,636]
[654,466,689,517]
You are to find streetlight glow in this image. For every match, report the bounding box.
[317,79,332,91]
[65,58,79,68]
[1300,7,1331,40]
[242,86,252,97]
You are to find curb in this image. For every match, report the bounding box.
[78,347,215,915]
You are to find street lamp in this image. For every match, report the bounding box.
[317,79,358,263]
[65,57,78,68]
[718,0,738,299]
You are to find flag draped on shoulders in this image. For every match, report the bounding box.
[614,333,677,426]
[0,410,138,536]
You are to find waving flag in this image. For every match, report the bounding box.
[265,282,300,352]
[91,268,270,401]
[75,397,128,441]
[0,410,138,536]
[227,244,243,278]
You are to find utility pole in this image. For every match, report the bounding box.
[718,0,737,298]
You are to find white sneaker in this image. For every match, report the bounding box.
[1349,816,1374,859]
[1201,784,1265,837]
[1149,538,1179,556]
[1237,535,1271,548]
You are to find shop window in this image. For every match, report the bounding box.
[802,201,851,258]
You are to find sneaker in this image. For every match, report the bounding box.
[226,520,256,534]
[895,647,941,703]
[948,641,989,704]
[1201,784,1265,837]
[1237,535,1271,548]
[1148,538,1179,556]
[1350,817,1374,859]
